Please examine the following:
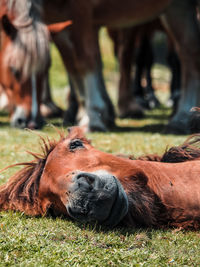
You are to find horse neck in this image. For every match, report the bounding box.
[115,159,164,227]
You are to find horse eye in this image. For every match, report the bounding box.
[69,139,84,151]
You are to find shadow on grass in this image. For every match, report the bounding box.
[0,111,11,128]
[72,219,170,238]
[144,113,170,120]
[111,123,166,134]
[0,121,11,128]
[0,111,9,117]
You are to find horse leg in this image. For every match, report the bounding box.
[11,74,45,129]
[40,69,63,118]
[63,76,79,126]
[161,0,200,133]
[52,28,115,131]
[166,39,181,114]
[69,63,115,131]
[83,28,115,130]
[133,34,159,109]
[142,35,160,109]
[116,28,144,118]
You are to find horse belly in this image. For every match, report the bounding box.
[93,0,172,27]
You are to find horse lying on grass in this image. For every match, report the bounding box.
[0,127,200,230]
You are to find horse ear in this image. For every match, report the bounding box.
[48,20,72,34]
[1,15,17,39]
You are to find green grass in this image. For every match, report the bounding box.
[0,29,199,266]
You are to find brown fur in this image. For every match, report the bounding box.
[1,128,200,229]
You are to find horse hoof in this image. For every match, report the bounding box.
[119,104,144,119]
[11,117,27,129]
[63,110,77,126]
[189,108,200,133]
[164,122,190,135]
[119,110,144,119]
[89,125,107,132]
[27,118,45,130]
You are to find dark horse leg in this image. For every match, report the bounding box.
[40,69,63,118]
[134,34,160,109]
[141,36,160,109]
[108,28,144,118]
[166,40,181,115]
[161,0,200,133]
[118,28,145,118]
[52,27,115,131]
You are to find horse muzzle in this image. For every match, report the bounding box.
[66,170,128,227]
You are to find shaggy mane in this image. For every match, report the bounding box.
[0,131,65,215]
[138,134,200,163]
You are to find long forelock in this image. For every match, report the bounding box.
[0,131,65,215]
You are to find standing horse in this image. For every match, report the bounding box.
[0,126,200,229]
[37,0,200,133]
[0,0,49,128]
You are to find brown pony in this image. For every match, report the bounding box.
[37,0,200,133]
[1,126,200,229]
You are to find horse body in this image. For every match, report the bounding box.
[0,127,200,229]
[92,0,172,27]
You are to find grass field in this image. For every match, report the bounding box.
[0,30,200,266]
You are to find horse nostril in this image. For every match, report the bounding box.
[16,118,26,128]
[84,176,95,185]
[76,173,95,185]
[17,118,23,124]
[75,173,98,191]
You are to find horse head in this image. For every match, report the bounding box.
[0,127,129,227]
